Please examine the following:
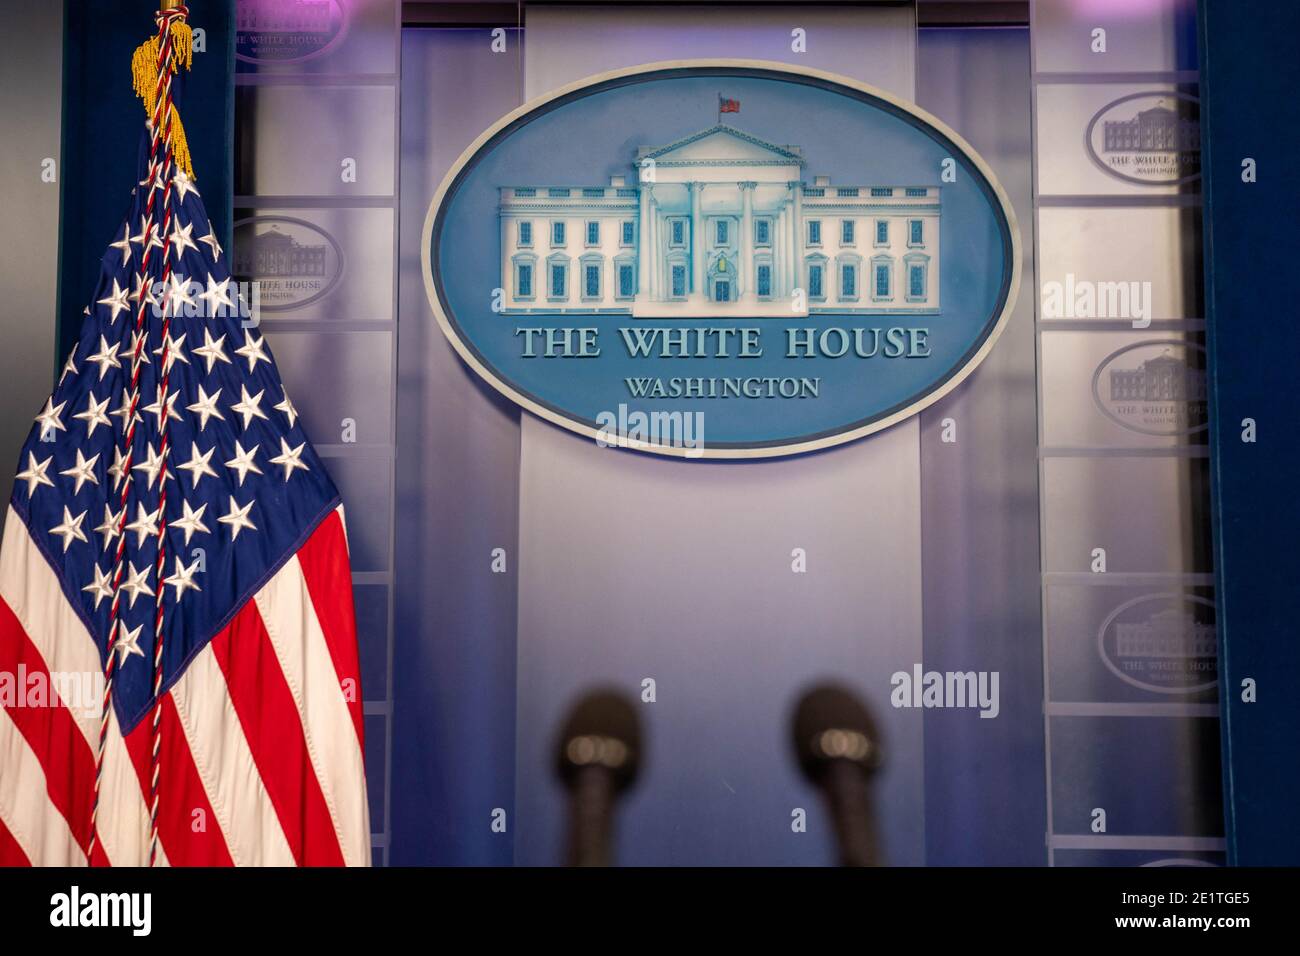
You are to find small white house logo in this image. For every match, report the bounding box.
[1085,91,1201,186]
[232,216,343,311]
[49,886,151,936]
[235,0,350,65]
[1092,340,1208,437]
[1098,593,1217,694]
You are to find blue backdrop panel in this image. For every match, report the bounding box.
[1199,0,1300,865]
[58,0,234,365]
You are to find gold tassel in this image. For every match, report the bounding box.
[130,19,195,179]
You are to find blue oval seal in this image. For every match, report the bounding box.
[423,60,1020,458]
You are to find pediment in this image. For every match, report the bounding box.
[640,125,804,164]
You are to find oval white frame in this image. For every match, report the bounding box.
[421,58,1022,460]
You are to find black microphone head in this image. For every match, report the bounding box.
[792,683,883,781]
[556,688,641,791]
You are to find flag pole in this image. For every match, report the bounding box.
[90,0,192,867]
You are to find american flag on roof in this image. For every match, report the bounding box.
[0,4,369,867]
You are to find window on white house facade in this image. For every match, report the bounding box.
[671,263,686,298]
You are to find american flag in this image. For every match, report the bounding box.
[0,7,369,866]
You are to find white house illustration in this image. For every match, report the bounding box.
[498,124,940,318]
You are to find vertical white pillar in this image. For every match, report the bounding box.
[691,181,705,300]
[791,180,804,295]
[647,188,658,301]
[637,182,649,298]
[739,181,754,302]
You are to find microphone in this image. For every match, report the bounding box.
[792,683,885,867]
[555,688,642,867]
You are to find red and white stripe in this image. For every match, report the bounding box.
[0,505,369,867]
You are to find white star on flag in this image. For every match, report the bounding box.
[198,275,234,317]
[269,437,310,481]
[118,562,155,609]
[73,391,112,437]
[234,330,270,372]
[274,393,299,428]
[186,384,224,430]
[171,499,210,544]
[163,555,202,602]
[197,223,222,260]
[177,442,218,487]
[48,506,88,553]
[97,278,132,324]
[143,388,183,426]
[130,215,162,253]
[34,398,67,437]
[14,452,54,496]
[224,440,262,486]
[86,335,123,380]
[82,564,116,610]
[231,384,268,429]
[169,219,198,262]
[94,503,123,551]
[217,495,257,540]
[109,223,133,266]
[113,621,146,664]
[193,328,231,372]
[124,503,161,547]
[58,449,101,494]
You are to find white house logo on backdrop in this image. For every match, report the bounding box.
[235,0,350,65]
[498,125,940,319]
[424,61,1019,458]
[1098,593,1218,694]
[1092,340,1208,437]
[232,216,344,311]
[1085,91,1201,186]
